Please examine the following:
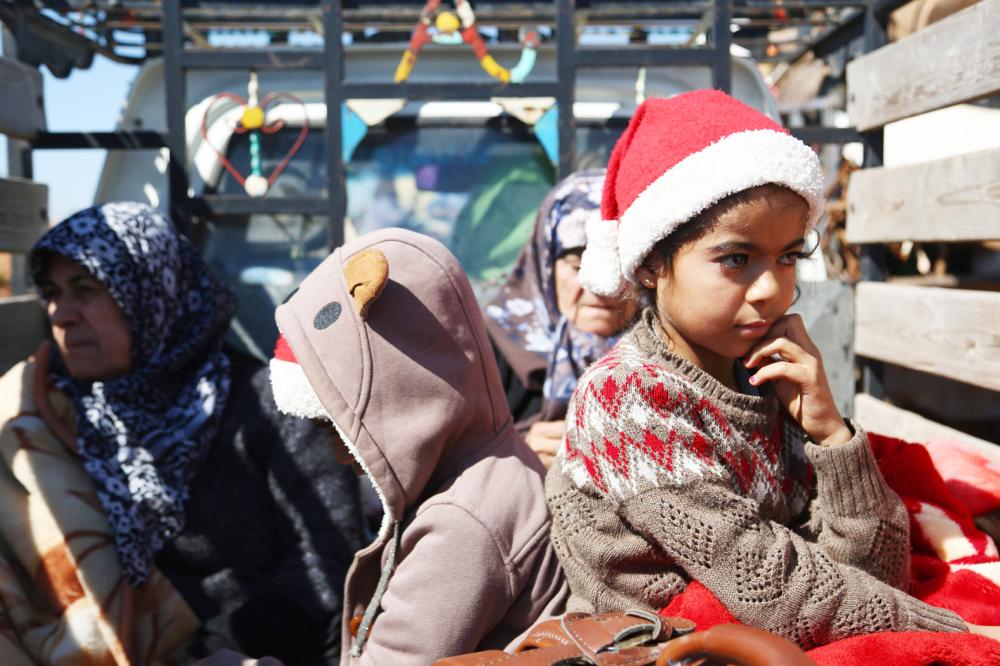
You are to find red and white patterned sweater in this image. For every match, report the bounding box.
[545,310,967,648]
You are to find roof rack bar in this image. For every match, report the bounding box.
[575,47,717,68]
[196,195,331,216]
[323,0,346,251]
[182,48,325,70]
[31,131,167,150]
[557,0,576,178]
[163,0,193,236]
[341,81,560,99]
[711,0,732,92]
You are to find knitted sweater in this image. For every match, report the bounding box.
[545,309,967,649]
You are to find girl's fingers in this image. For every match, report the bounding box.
[767,314,821,357]
[531,437,560,455]
[537,452,557,470]
[744,336,810,369]
[540,419,567,436]
[749,360,810,388]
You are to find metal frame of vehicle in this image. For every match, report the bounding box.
[16,0,865,247]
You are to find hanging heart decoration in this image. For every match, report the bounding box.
[199,71,311,197]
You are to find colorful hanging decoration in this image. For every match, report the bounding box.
[395,0,540,84]
[199,71,310,197]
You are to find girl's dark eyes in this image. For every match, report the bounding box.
[778,251,810,266]
[718,251,809,269]
[718,254,748,269]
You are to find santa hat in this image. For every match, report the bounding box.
[579,90,825,296]
[269,333,329,420]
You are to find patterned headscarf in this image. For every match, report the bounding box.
[484,170,621,419]
[30,202,237,586]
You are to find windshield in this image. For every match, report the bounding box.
[204,120,620,358]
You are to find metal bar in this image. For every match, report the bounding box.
[556,0,576,179]
[340,82,559,100]
[711,0,732,93]
[870,0,915,20]
[162,0,192,235]
[859,0,890,400]
[789,127,863,144]
[575,47,718,68]
[3,25,33,295]
[787,8,863,64]
[31,131,167,150]
[181,48,325,70]
[323,0,345,251]
[195,195,330,216]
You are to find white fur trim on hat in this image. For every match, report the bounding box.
[269,357,330,420]
[615,129,824,287]
[578,216,624,296]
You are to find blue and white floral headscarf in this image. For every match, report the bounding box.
[30,202,236,586]
[484,170,620,417]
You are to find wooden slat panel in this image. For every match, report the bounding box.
[0,296,46,377]
[0,57,45,139]
[855,394,998,455]
[846,0,1000,131]
[846,147,1000,243]
[0,177,49,253]
[855,282,1000,392]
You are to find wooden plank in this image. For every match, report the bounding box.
[855,282,1000,392]
[846,147,1000,243]
[846,0,1000,131]
[855,394,999,456]
[0,177,49,253]
[0,296,47,377]
[0,57,45,139]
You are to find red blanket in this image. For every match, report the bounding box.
[660,434,1000,665]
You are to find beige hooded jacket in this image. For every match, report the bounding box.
[269,228,566,665]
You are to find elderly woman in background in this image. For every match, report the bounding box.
[485,170,639,467]
[0,203,363,665]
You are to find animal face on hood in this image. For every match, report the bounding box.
[270,228,512,533]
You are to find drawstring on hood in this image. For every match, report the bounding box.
[351,521,399,657]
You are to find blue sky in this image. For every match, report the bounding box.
[1,45,139,223]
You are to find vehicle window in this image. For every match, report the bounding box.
[207,119,561,357]
[347,120,554,301]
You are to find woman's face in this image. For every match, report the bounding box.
[636,188,809,383]
[554,250,639,337]
[39,253,132,381]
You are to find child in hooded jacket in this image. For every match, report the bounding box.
[544,90,995,649]
[269,228,566,665]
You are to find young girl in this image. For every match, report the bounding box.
[545,90,983,649]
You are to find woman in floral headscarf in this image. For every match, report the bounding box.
[0,203,363,665]
[484,171,639,467]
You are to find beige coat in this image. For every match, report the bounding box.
[274,228,566,665]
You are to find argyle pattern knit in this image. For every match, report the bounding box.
[546,309,967,649]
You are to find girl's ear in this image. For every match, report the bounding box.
[634,261,662,289]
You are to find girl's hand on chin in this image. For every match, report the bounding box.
[742,314,852,447]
